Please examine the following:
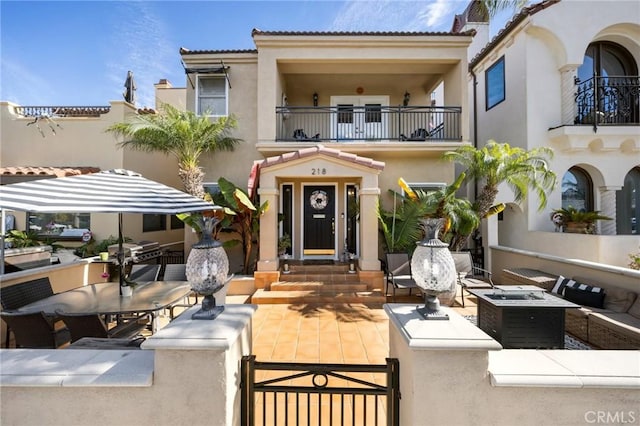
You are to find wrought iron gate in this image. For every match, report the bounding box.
[240,356,400,426]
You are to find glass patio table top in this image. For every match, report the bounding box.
[15,281,192,316]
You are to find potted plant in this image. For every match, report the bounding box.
[552,206,612,234]
[278,233,292,256]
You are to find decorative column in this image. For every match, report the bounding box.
[256,186,279,271]
[358,186,381,271]
[560,65,578,125]
[599,186,619,235]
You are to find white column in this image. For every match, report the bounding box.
[358,187,381,271]
[257,186,279,271]
[599,186,620,235]
[560,66,578,125]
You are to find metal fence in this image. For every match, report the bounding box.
[276,105,461,142]
[241,356,400,426]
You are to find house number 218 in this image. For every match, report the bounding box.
[311,168,327,175]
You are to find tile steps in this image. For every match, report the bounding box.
[270,282,369,292]
[251,288,386,304]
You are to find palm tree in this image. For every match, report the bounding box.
[477,0,529,19]
[443,140,557,221]
[106,103,242,197]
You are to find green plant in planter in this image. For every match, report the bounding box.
[75,235,132,258]
[5,230,43,248]
[552,206,612,234]
[629,247,640,270]
[278,233,292,256]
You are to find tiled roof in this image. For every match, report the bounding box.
[251,29,476,37]
[0,166,100,178]
[180,47,257,55]
[451,1,489,33]
[469,0,560,68]
[258,145,385,171]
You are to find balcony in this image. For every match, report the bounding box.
[275,105,461,142]
[549,75,640,152]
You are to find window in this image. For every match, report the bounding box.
[197,76,227,116]
[561,167,593,211]
[143,214,166,233]
[203,182,220,196]
[576,42,638,124]
[485,56,505,110]
[402,182,446,197]
[27,212,90,237]
[616,168,640,235]
[170,215,185,230]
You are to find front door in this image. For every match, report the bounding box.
[303,185,335,256]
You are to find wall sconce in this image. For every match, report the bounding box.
[403,91,411,107]
[313,92,318,107]
[411,218,456,320]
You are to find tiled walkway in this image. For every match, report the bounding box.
[251,294,478,364]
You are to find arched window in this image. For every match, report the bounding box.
[575,42,639,124]
[616,168,640,235]
[562,167,593,212]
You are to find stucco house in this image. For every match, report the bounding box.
[456,0,639,270]
[1,0,638,282]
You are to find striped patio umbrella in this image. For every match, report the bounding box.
[0,169,216,282]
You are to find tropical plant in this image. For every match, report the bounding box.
[443,141,556,247]
[378,175,479,254]
[552,206,612,234]
[106,103,242,198]
[278,233,292,255]
[4,230,43,248]
[477,0,528,19]
[183,177,268,275]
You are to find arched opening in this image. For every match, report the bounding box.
[616,167,640,235]
[562,166,593,212]
[575,41,639,125]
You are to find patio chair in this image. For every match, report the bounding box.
[0,311,71,348]
[450,251,494,308]
[385,253,420,301]
[130,264,161,282]
[56,311,149,343]
[0,277,58,348]
[293,129,320,141]
[400,128,428,141]
[161,263,198,318]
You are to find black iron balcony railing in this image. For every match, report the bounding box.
[14,106,111,118]
[276,105,462,142]
[574,75,640,130]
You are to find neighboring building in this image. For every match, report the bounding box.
[0,101,185,249]
[457,0,640,268]
[179,29,475,285]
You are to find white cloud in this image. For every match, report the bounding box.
[0,58,56,105]
[106,2,177,108]
[329,0,460,32]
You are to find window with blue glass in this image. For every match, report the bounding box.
[485,56,505,110]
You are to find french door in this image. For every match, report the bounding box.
[331,96,389,140]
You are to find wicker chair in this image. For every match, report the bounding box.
[0,311,70,348]
[56,311,149,343]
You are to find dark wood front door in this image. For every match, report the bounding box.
[303,185,335,256]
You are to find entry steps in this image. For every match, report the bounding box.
[251,262,386,304]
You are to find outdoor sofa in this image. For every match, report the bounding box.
[502,268,640,349]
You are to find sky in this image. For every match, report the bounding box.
[1,0,518,108]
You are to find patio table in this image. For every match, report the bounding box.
[15,281,192,333]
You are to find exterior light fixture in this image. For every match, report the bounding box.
[403,91,411,107]
[411,218,456,320]
[185,214,231,320]
[313,92,319,107]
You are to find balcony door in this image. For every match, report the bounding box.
[331,96,389,140]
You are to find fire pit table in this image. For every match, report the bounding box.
[468,285,580,349]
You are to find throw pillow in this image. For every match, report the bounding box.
[563,283,605,309]
[551,275,575,295]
